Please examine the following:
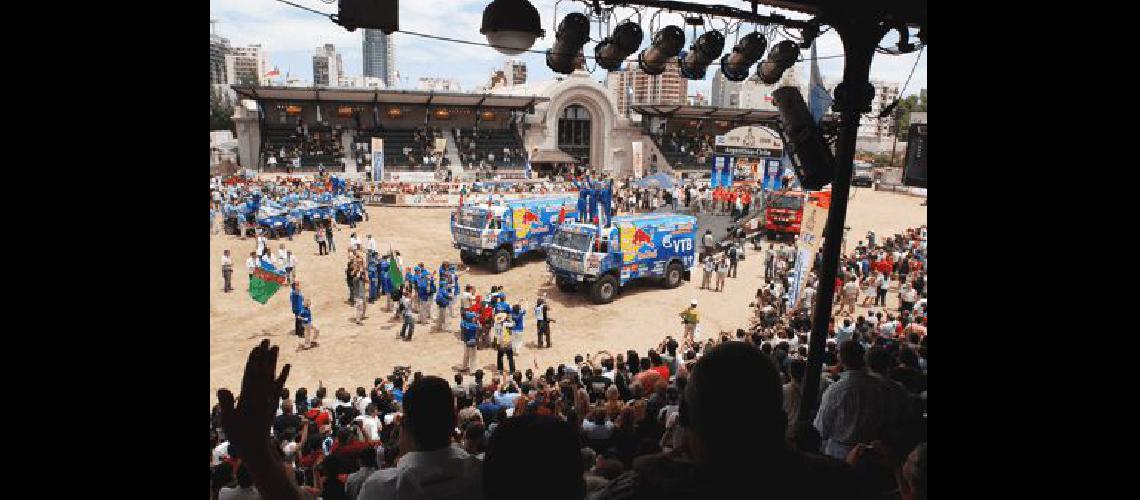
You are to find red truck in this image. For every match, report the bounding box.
[764,190,806,240]
[763,190,832,240]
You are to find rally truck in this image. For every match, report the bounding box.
[450,196,579,274]
[296,199,333,230]
[330,195,366,224]
[256,205,296,239]
[546,213,698,304]
[764,190,806,240]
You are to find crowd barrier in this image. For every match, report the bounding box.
[361,189,580,208]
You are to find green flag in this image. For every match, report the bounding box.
[388,257,403,290]
[250,261,287,304]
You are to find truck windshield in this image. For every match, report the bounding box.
[769,195,804,210]
[854,165,872,175]
[457,210,489,229]
[553,230,594,252]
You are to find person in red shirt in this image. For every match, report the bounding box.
[648,350,670,381]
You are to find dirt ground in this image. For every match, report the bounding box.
[209,187,926,405]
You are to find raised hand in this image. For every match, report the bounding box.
[217,339,291,458]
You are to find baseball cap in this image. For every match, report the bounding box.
[691,299,698,306]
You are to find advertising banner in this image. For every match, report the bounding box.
[788,203,828,309]
[631,141,644,178]
[371,138,384,182]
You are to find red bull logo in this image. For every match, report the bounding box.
[633,228,657,259]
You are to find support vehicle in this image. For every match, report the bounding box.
[546,213,697,304]
[450,196,579,273]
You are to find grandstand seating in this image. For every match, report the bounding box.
[650,134,714,170]
[454,128,526,169]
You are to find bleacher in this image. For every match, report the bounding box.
[454,128,525,169]
[261,125,343,171]
[651,134,713,170]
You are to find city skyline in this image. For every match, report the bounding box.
[210,0,926,97]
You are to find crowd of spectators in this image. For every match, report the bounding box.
[653,129,716,168]
[454,128,527,169]
[212,226,927,500]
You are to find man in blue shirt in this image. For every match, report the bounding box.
[367,256,380,303]
[289,282,304,338]
[434,276,453,332]
[417,272,435,324]
[458,311,479,372]
[476,392,501,424]
[298,298,317,350]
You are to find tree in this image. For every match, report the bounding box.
[895,90,926,141]
[211,87,235,132]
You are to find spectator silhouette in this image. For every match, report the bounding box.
[483,414,585,500]
[596,341,859,499]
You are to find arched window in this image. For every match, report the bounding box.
[557,104,591,166]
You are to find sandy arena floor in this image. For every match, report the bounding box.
[209,187,926,404]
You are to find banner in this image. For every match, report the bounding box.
[388,172,438,183]
[631,141,644,178]
[720,158,734,187]
[371,138,384,182]
[788,203,828,309]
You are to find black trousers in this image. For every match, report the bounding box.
[876,289,888,305]
[295,317,305,337]
[537,321,551,348]
[318,241,328,255]
[497,346,516,373]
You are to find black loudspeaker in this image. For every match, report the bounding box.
[337,0,399,33]
[903,123,927,188]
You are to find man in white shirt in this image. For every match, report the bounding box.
[358,377,482,500]
[367,234,378,254]
[349,233,361,250]
[245,252,258,290]
[361,404,382,440]
[276,245,289,270]
[256,235,267,257]
[218,464,261,500]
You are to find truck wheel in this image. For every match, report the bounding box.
[491,249,512,274]
[589,275,619,304]
[460,251,478,266]
[556,277,578,293]
[663,262,683,289]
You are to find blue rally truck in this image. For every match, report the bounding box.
[450,196,579,273]
[546,213,698,304]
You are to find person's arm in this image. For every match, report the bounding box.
[216,341,303,500]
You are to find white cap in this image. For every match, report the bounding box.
[691,299,698,306]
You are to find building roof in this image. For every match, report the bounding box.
[231,86,548,109]
[630,104,781,126]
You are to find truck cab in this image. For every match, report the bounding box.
[546,213,697,304]
[451,196,578,273]
[764,190,806,240]
[852,162,874,187]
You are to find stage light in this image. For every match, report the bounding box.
[772,86,835,190]
[679,30,724,80]
[719,32,766,82]
[594,21,644,71]
[638,26,685,76]
[757,40,799,84]
[546,13,591,75]
[480,0,545,55]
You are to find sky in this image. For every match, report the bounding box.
[211,0,926,97]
